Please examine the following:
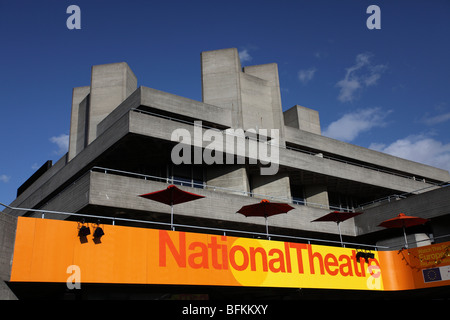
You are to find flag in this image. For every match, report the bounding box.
[422,268,442,283]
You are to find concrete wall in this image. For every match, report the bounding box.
[0,213,18,299]
[31,172,91,220]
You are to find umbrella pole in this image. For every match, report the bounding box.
[171,204,174,231]
[403,226,408,248]
[337,221,344,247]
[265,216,269,240]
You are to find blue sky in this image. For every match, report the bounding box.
[1,0,450,205]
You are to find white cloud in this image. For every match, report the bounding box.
[336,53,387,102]
[336,78,361,102]
[369,134,450,172]
[0,174,10,183]
[323,107,391,142]
[238,49,252,63]
[298,67,316,85]
[50,133,69,155]
[422,112,450,126]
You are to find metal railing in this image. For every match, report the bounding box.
[0,202,387,250]
[91,166,343,211]
[91,166,450,214]
[357,181,450,210]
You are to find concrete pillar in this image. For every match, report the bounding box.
[251,172,291,201]
[68,86,90,161]
[201,48,290,196]
[201,48,243,128]
[201,48,286,135]
[284,105,322,135]
[304,185,329,209]
[206,165,250,196]
[88,62,137,144]
[242,63,286,145]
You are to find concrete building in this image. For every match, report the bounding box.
[1,48,450,299]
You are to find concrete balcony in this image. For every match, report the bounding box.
[35,170,358,239]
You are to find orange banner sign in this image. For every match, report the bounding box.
[10,217,450,291]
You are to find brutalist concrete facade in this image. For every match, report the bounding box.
[2,48,450,299]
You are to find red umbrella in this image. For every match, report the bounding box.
[139,184,205,230]
[237,199,294,238]
[312,211,363,247]
[378,213,429,248]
